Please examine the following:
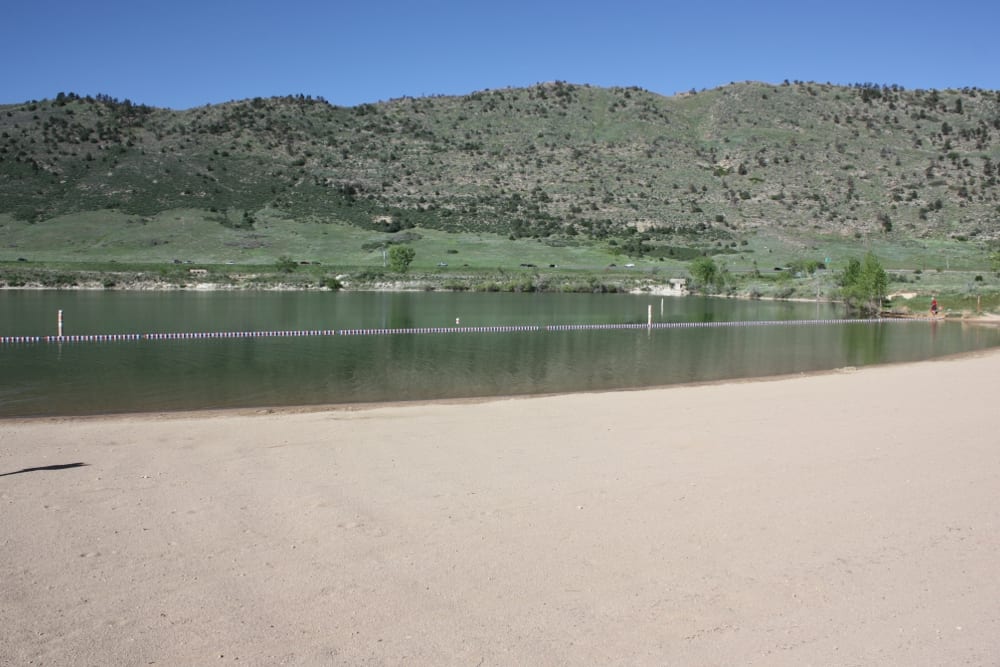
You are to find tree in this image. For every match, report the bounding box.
[860,252,888,310]
[388,245,415,273]
[839,252,887,314]
[840,257,861,289]
[689,256,717,289]
[689,256,727,293]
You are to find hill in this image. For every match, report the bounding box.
[1,81,999,269]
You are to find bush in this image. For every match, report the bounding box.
[354,269,385,281]
[321,276,343,290]
[788,258,824,275]
[45,274,78,287]
[275,256,297,273]
[11,206,43,222]
[2,274,27,287]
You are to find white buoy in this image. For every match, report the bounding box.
[648,304,652,328]
[58,310,63,337]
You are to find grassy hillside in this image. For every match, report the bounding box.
[1,82,999,305]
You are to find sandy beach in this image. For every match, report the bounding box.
[2,351,999,666]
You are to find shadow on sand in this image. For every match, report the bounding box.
[0,462,89,477]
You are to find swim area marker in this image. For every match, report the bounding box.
[0,317,939,345]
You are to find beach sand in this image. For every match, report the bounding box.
[2,351,999,665]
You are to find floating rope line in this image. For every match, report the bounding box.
[544,317,936,331]
[338,325,542,336]
[0,317,940,345]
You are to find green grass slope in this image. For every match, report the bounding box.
[1,82,999,301]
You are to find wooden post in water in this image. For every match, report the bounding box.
[58,310,63,337]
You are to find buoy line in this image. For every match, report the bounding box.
[0,317,938,345]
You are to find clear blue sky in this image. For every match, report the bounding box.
[4,0,997,109]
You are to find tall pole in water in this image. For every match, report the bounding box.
[58,310,63,337]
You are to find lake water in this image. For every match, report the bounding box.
[2,291,997,417]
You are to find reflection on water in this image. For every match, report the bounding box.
[1,291,998,417]
[841,319,888,366]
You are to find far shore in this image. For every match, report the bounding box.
[3,350,1000,665]
[4,279,999,326]
[3,261,997,314]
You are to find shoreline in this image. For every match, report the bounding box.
[3,268,996,309]
[4,350,1000,664]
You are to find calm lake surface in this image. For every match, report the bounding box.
[2,291,998,417]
